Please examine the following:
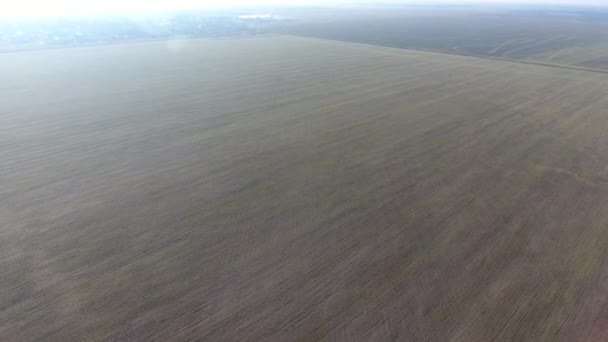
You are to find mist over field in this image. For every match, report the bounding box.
[4,0,608,18]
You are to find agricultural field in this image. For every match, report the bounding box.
[280,6,608,70]
[3,36,608,340]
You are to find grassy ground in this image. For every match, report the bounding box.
[3,36,608,340]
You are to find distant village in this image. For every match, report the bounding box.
[0,13,288,48]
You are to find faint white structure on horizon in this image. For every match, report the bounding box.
[238,14,286,21]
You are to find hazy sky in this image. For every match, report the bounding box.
[2,0,607,18]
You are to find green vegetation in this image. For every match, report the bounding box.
[3,36,608,340]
